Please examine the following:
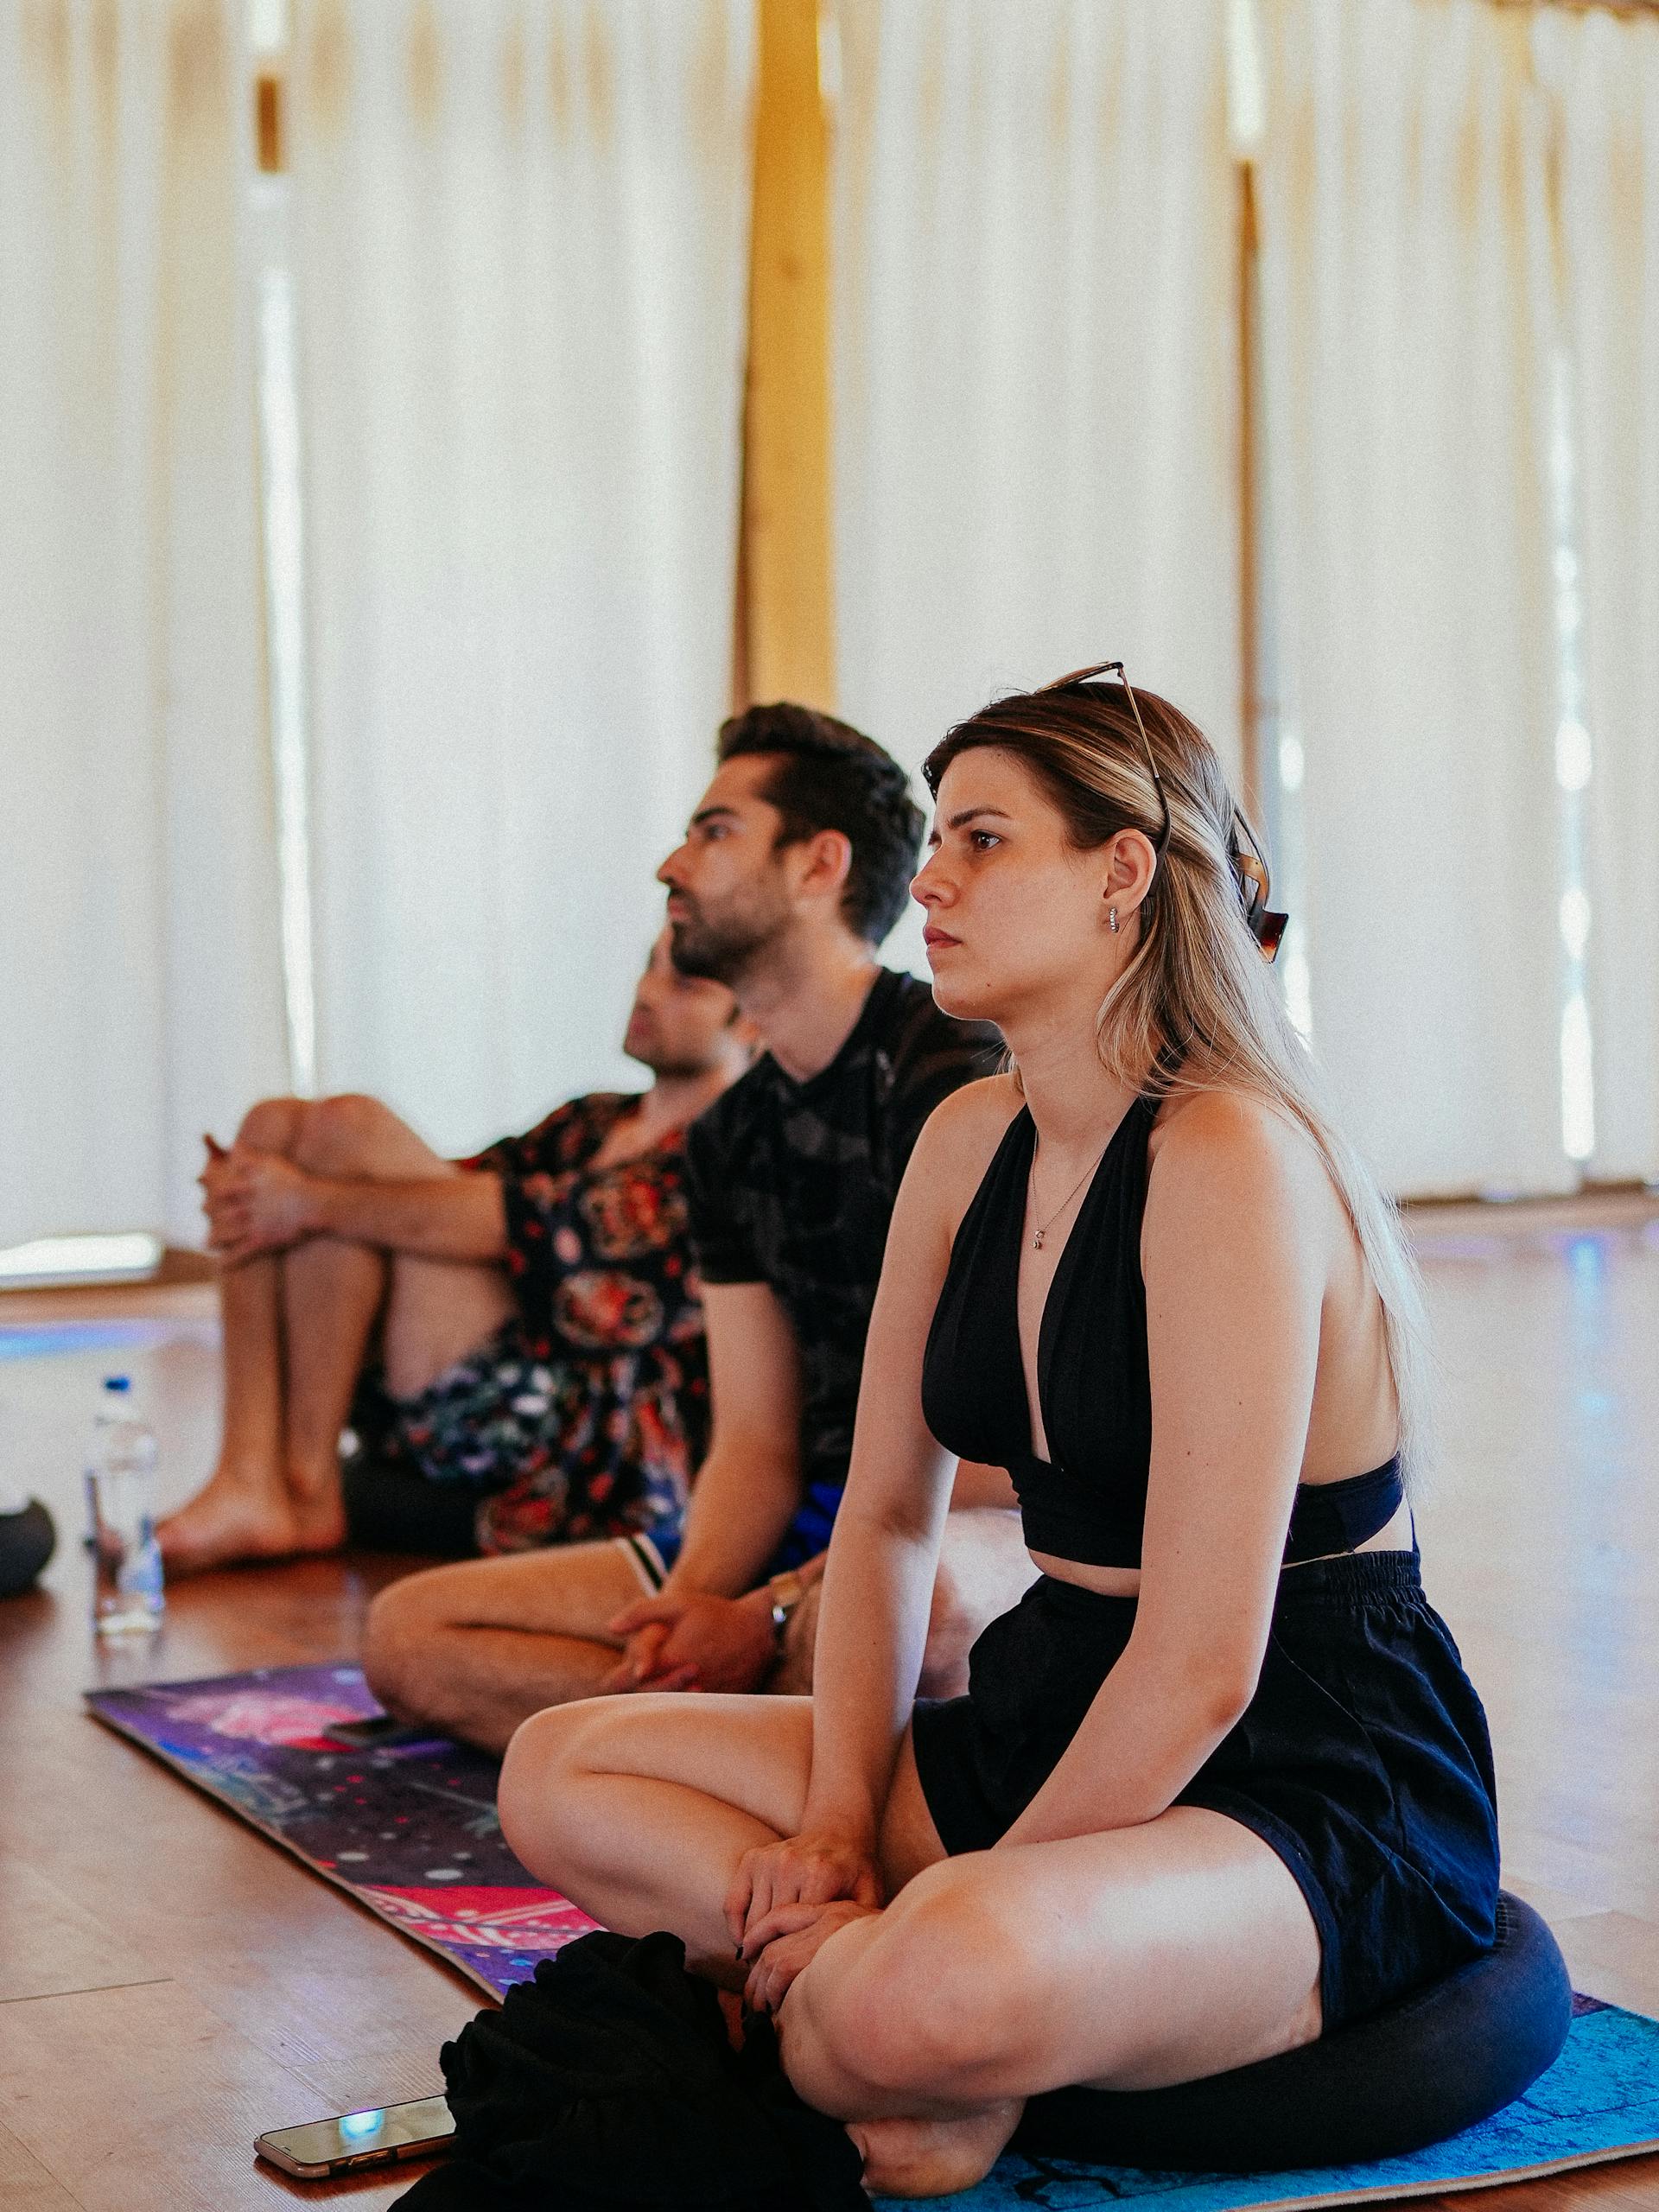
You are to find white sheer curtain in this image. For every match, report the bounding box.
[1255,0,1566,1197]
[830,0,1242,977]
[1535,8,1659,1184]
[289,0,753,1155]
[0,0,287,1245]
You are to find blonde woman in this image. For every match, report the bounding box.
[499,670,1499,2199]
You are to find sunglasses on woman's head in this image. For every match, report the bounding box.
[1037,659,1288,963]
[1230,836,1290,963]
[1040,659,1172,861]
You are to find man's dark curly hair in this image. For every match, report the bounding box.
[715,702,924,946]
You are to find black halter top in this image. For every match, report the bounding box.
[920,1091,1404,1570]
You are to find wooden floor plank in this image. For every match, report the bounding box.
[1502,1876,1613,1928]
[1554,1916,1659,2022]
[0,1981,427,2211]
[1421,2169,1659,2212]
[0,2120,86,2212]
[0,1859,162,2006]
[0,1686,465,2113]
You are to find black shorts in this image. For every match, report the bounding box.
[910,1548,1499,2033]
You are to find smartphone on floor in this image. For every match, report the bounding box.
[255,2095,455,2178]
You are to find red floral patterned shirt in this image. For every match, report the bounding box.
[460,1093,708,1552]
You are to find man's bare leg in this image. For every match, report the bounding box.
[772,1504,1035,1699]
[283,1096,518,1546]
[378,1249,518,1405]
[917,1506,1038,1699]
[273,1230,387,1554]
[365,1506,1036,1748]
[160,1096,317,1567]
[162,1092,512,1571]
[213,1106,302,1490]
[363,1542,650,1752]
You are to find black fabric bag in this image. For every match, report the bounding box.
[394,1929,867,2212]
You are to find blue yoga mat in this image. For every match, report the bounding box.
[88,1666,1659,2210]
[878,1996,1659,2209]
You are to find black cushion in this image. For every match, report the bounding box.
[0,1500,56,1598]
[1014,1891,1572,2173]
[340,1456,481,1559]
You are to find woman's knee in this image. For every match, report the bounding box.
[497,1701,604,1865]
[817,1864,1042,2099]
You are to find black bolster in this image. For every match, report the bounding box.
[340,1456,482,1559]
[1014,1892,1572,2174]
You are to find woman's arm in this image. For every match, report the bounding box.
[1001,1093,1331,1847]
[728,1083,1018,1969]
[729,1100,984,1970]
[801,1092,1001,1846]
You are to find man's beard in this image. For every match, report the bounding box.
[667,893,786,988]
[630,1042,723,1079]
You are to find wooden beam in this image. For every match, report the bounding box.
[1236,161,1263,822]
[738,0,836,712]
[255,69,284,174]
[1488,0,1659,16]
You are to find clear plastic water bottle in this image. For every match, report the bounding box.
[86,1376,164,1636]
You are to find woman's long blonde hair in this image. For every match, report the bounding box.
[924,677,1433,1486]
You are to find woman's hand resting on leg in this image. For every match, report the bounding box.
[741,1897,880,2015]
[727,1833,881,1957]
[729,1832,883,2012]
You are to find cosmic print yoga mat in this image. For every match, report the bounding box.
[88,1668,1659,2212]
[86,1662,596,1995]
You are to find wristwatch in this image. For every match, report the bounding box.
[766,1569,805,1644]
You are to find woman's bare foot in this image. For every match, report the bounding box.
[156,1467,346,1573]
[847,2100,1022,2199]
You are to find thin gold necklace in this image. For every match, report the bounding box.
[1027,1141,1109,1250]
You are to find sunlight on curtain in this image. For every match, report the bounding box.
[0,0,287,1244]
[830,0,1240,972]
[1255,0,1566,1198]
[1535,9,1659,1185]
[289,0,753,1154]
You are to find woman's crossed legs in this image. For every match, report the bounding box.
[499,1695,1322,2198]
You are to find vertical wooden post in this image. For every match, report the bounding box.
[1236,158,1263,821]
[738,0,836,712]
[256,70,285,173]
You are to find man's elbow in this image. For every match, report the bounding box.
[698,1429,800,1497]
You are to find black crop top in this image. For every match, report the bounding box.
[920,1091,1404,1569]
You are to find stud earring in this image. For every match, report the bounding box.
[1108,906,1120,933]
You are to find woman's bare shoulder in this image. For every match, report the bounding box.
[905,1072,1025,1217]
[917,1070,1024,1155]
[1147,1085,1324,1212]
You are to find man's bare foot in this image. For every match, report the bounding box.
[847,2101,1022,2199]
[156,1468,346,1573]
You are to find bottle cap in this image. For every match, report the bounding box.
[102,1376,131,1394]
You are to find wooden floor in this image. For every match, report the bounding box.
[2,1213,1659,2209]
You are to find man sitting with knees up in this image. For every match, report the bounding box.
[158,932,749,1572]
[364,703,1031,1751]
